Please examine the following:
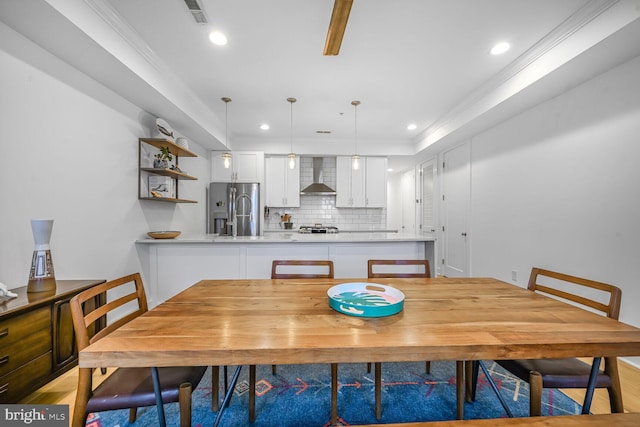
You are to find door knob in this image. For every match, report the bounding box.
[461,232,467,236]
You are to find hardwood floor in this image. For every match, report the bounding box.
[19,360,640,426]
[561,359,640,414]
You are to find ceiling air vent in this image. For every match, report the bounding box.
[183,0,208,24]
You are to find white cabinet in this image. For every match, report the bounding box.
[211,151,264,182]
[336,156,387,208]
[265,156,300,207]
[364,157,387,207]
[336,156,364,207]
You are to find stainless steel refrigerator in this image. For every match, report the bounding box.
[208,182,260,236]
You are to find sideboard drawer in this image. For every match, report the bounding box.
[0,307,51,378]
[0,306,51,347]
[0,352,52,403]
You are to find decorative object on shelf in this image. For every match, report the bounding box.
[327,282,405,317]
[27,219,57,293]
[148,176,174,198]
[175,136,189,149]
[153,146,173,169]
[155,118,175,141]
[221,97,232,168]
[287,97,297,169]
[0,282,18,303]
[147,231,181,239]
[351,100,360,170]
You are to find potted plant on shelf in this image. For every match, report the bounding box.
[153,146,173,169]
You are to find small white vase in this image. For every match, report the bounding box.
[27,219,56,293]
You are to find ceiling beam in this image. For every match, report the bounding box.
[323,0,353,56]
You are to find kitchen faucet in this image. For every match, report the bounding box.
[233,192,252,237]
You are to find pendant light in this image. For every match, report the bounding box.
[221,97,232,168]
[287,97,297,169]
[351,100,361,170]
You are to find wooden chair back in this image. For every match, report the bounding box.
[528,267,621,319]
[70,272,148,351]
[368,259,431,278]
[271,260,334,279]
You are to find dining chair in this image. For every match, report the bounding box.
[271,259,335,278]
[367,259,431,419]
[248,260,335,422]
[69,273,208,427]
[466,267,624,416]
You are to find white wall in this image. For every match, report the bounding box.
[0,24,209,289]
[465,55,640,365]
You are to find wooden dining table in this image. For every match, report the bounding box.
[79,277,640,426]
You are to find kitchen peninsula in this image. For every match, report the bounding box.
[136,232,435,306]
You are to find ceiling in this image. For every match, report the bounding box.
[2,0,640,170]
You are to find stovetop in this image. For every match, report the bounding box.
[298,224,339,234]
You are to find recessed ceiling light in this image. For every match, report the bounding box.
[260,124,270,130]
[209,31,228,46]
[407,123,417,130]
[387,168,394,172]
[490,42,510,55]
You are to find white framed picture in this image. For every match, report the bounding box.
[148,176,174,198]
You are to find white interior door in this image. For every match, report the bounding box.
[420,159,436,234]
[442,142,470,277]
[401,169,416,232]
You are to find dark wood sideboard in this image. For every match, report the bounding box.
[0,280,105,403]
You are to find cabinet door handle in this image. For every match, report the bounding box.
[0,355,8,366]
[0,328,7,339]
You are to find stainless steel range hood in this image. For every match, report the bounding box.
[300,157,336,195]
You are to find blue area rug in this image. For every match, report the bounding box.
[86,361,582,426]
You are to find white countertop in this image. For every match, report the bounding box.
[135,232,435,244]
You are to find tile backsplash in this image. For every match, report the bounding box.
[265,157,388,231]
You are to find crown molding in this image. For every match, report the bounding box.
[417,0,632,151]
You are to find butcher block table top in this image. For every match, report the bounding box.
[79,277,640,368]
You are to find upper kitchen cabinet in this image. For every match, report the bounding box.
[336,156,365,207]
[211,151,264,183]
[364,157,387,207]
[138,138,198,203]
[265,156,300,207]
[336,156,387,208]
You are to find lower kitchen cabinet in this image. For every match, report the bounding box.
[0,280,105,403]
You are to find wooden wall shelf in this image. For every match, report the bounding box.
[138,138,198,203]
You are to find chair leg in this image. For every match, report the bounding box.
[425,361,431,374]
[212,366,220,412]
[605,357,624,413]
[249,365,256,422]
[331,363,338,426]
[529,371,543,417]
[375,362,382,420]
[272,364,277,375]
[179,382,192,427]
[456,361,464,420]
[129,407,137,423]
[367,362,372,373]
[72,368,91,427]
